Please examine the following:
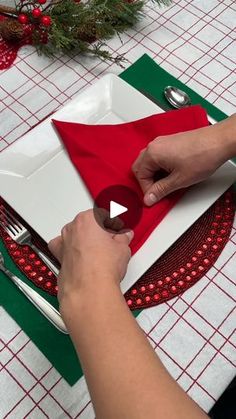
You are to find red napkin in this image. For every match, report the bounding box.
[53,105,208,254]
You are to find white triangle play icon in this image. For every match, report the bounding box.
[110,201,128,219]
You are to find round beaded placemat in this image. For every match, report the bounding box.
[125,188,235,309]
[0,187,235,310]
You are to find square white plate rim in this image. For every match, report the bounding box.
[0,74,236,294]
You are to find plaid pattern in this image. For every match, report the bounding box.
[0,0,236,417]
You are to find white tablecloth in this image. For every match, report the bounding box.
[0,1,235,417]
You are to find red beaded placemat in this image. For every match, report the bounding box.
[0,188,235,310]
[125,188,235,309]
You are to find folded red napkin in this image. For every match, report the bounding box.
[53,105,208,254]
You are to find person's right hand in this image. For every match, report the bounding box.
[48,210,133,309]
[132,122,233,206]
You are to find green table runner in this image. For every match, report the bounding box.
[0,54,230,386]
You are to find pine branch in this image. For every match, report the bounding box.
[151,0,172,5]
[1,0,173,65]
[42,0,63,13]
[89,42,127,67]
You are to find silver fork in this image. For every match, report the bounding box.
[0,206,59,276]
[0,252,68,334]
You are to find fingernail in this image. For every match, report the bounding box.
[125,230,134,242]
[146,193,157,206]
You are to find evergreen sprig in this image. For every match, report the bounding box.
[3,0,173,64]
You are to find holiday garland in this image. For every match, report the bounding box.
[0,0,172,64]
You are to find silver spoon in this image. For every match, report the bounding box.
[164,86,191,109]
[164,85,216,124]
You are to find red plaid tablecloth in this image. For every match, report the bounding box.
[0,1,235,417]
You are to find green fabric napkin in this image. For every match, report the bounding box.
[0,54,231,386]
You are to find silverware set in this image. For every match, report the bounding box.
[0,205,67,334]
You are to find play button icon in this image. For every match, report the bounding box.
[93,185,143,232]
[110,201,128,219]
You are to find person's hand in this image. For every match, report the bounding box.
[132,123,232,206]
[48,210,133,306]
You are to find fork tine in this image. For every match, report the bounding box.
[0,219,17,238]
[0,208,22,235]
[0,207,24,233]
[0,206,24,230]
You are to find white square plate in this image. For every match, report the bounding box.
[0,74,236,293]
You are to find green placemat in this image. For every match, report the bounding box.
[0,53,231,386]
[120,54,228,122]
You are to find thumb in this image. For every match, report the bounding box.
[113,230,134,245]
[48,236,63,262]
[144,174,178,206]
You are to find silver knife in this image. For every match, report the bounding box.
[0,252,68,334]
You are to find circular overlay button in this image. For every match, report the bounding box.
[93,185,143,233]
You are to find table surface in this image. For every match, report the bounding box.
[0,0,236,418]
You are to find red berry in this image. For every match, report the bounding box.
[38,0,47,3]
[40,15,52,26]
[32,8,42,18]
[18,14,28,24]
[24,26,33,35]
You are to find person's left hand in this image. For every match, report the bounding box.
[48,210,133,308]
